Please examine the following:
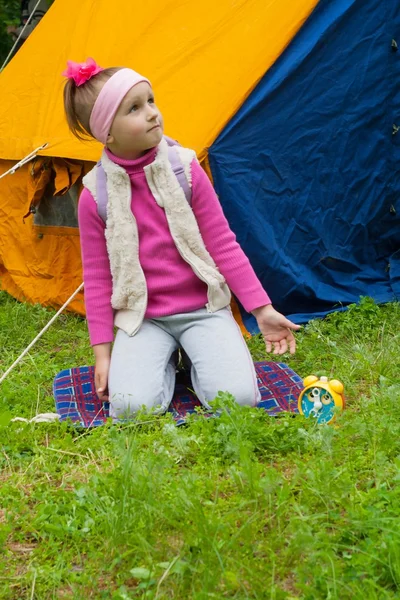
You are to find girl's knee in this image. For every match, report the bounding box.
[229,381,260,407]
[109,394,147,418]
[203,380,259,407]
[108,363,176,418]
[109,386,164,418]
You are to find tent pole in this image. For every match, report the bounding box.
[0,282,84,386]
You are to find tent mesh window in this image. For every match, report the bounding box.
[33,182,79,228]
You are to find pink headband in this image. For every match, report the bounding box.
[89,68,151,144]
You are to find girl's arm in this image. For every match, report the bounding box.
[190,160,300,353]
[190,160,271,312]
[78,188,115,346]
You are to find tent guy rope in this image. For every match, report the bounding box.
[0,143,48,180]
[0,0,43,72]
[0,283,84,386]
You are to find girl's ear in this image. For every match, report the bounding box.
[107,133,114,144]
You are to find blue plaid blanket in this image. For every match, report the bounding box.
[53,361,302,427]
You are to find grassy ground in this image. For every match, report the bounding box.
[0,291,399,599]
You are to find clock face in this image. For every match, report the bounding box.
[300,386,336,423]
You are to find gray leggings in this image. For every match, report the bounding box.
[108,307,260,419]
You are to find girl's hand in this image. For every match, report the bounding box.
[252,304,301,355]
[95,357,110,400]
[93,343,111,400]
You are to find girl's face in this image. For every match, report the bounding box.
[106,82,164,159]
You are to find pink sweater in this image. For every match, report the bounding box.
[78,146,271,345]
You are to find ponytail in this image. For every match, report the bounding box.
[63,78,88,140]
[63,67,122,141]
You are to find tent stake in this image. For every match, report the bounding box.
[0,283,84,385]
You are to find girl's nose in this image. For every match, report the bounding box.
[147,106,158,119]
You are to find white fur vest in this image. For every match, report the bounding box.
[82,138,231,336]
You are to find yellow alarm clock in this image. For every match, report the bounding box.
[298,376,345,424]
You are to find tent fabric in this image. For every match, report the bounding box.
[0,0,318,162]
[26,157,84,214]
[208,0,400,330]
[0,161,85,314]
[0,0,398,328]
[0,0,319,313]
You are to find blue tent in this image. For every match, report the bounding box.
[209,0,400,330]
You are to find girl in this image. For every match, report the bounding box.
[62,58,300,419]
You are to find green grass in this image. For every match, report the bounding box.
[0,291,400,599]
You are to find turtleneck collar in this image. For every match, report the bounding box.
[104,145,158,175]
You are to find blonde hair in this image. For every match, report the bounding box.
[63,67,122,140]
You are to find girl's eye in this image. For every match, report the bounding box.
[148,97,155,104]
[130,104,139,112]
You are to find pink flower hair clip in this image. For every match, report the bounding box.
[62,57,104,86]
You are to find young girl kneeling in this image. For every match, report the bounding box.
[62,58,300,419]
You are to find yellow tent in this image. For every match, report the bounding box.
[0,0,318,316]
